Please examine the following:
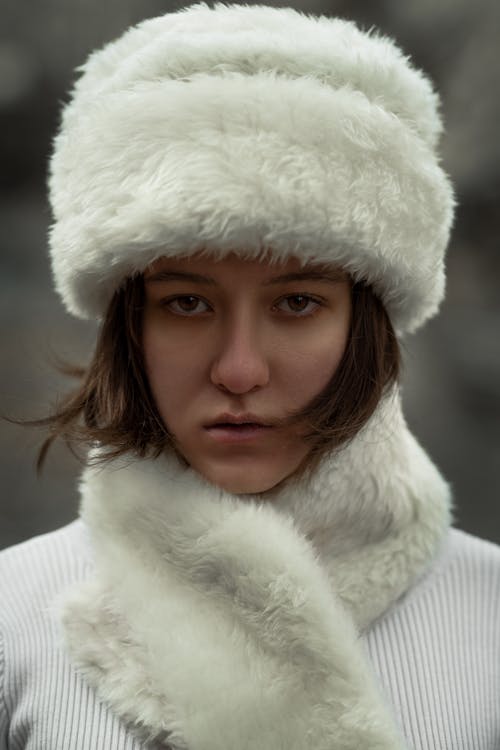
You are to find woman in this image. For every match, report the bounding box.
[1,4,499,749]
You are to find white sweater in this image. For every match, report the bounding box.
[0,520,499,750]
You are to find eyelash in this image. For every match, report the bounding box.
[160,294,324,318]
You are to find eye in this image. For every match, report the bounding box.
[275,294,322,316]
[162,295,211,316]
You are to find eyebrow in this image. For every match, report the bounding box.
[144,270,347,286]
[145,271,218,285]
[263,270,347,286]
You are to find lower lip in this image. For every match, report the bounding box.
[205,425,272,444]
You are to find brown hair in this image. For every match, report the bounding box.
[32,274,400,477]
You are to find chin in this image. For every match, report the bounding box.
[211,475,278,496]
[196,462,289,496]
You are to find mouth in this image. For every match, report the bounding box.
[209,422,266,430]
[204,414,273,443]
[204,413,273,429]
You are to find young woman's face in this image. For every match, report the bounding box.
[142,253,352,494]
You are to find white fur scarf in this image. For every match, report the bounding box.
[60,390,451,749]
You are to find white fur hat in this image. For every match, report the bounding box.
[48,2,454,334]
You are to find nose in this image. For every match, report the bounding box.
[210,314,270,395]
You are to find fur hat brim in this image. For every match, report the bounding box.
[48,3,455,334]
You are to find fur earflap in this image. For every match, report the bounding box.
[48,2,454,334]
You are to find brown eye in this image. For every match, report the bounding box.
[163,296,211,315]
[287,295,309,312]
[176,296,199,312]
[275,295,322,316]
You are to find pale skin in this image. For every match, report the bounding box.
[142,252,352,495]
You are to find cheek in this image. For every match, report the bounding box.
[285,353,341,405]
[277,323,349,401]
[142,324,199,418]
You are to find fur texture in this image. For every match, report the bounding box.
[48,2,454,334]
[59,390,451,748]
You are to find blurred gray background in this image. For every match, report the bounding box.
[1,0,499,550]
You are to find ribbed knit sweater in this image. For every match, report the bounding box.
[0,520,499,749]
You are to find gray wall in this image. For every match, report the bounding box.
[1,0,499,549]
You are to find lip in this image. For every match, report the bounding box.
[204,423,272,444]
[204,412,273,428]
[204,413,274,444]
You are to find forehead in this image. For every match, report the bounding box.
[144,251,348,283]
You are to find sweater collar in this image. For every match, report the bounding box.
[60,387,451,749]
